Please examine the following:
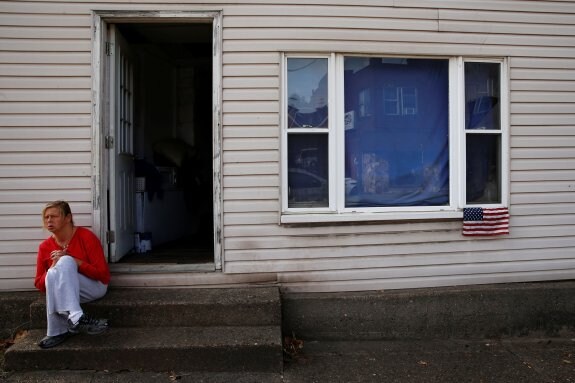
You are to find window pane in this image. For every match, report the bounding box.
[466,134,501,204]
[288,134,329,208]
[344,57,450,207]
[287,58,328,128]
[465,62,501,130]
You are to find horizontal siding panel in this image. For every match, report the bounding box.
[0,253,36,266]
[0,266,35,279]
[223,126,279,138]
[512,92,575,103]
[511,159,575,170]
[223,63,278,77]
[512,68,575,81]
[224,5,436,19]
[226,236,575,262]
[223,212,279,225]
[0,228,44,241]
[512,136,575,147]
[224,200,279,213]
[223,76,278,89]
[222,113,278,126]
[512,126,574,136]
[439,9,575,25]
[0,52,89,64]
[511,170,575,182]
[0,177,91,190]
[0,77,90,89]
[224,225,574,250]
[0,26,90,39]
[0,152,90,165]
[224,16,440,31]
[511,148,575,159]
[0,201,92,215]
[227,247,575,273]
[223,88,278,101]
[226,220,461,237]
[512,192,575,205]
[0,139,90,152]
[223,101,278,114]
[223,52,279,65]
[223,162,278,176]
[511,181,575,193]
[223,175,279,188]
[512,80,575,91]
[0,102,91,114]
[222,28,575,48]
[0,14,90,27]
[511,203,575,216]
[0,89,91,102]
[414,0,575,13]
[223,40,575,58]
[439,20,575,36]
[0,115,91,126]
[0,189,91,203]
[223,150,278,163]
[511,214,575,227]
[0,63,90,76]
[223,138,278,151]
[512,114,575,126]
[511,57,575,69]
[224,187,278,200]
[0,38,90,52]
[0,164,91,177]
[0,214,93,230]
[223,2,575,18]
[511,103,575,114]
[0,127,90,139]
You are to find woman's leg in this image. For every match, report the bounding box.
[45,256,81,336]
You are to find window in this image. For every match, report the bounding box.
[464,62,503,204]
[282,55,507,221]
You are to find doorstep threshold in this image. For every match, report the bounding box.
[109,263,216,274]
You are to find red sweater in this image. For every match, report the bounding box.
[34,227,111,292]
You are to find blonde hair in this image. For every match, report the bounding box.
[42,200,74,226]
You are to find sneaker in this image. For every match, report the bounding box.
[38,332,72,349]
[68,314,109,335]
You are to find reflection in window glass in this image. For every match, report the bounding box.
[465,62,501,130]
[466,134,501,204]
[288,134,329,208]
[287,58,328,128]
[344,57,449,207]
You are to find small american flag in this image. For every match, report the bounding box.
[463,207,509,236]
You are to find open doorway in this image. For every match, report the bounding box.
[105,21,215,266]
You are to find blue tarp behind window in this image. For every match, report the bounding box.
[344,58,449,207]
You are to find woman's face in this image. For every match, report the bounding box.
[43,207,70,233]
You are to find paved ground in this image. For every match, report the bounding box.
[1,335,574,382]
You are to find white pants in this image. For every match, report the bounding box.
[44,255,107,336]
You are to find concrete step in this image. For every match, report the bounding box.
[5,326,283,372]
[8,286,283,373]
[30,286,281,328]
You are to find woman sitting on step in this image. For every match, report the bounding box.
[34,200,110,349]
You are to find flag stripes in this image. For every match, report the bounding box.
[462,207,509,236]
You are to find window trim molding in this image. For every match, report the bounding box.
[281,54,509,224]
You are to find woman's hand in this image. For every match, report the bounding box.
[49,250,66,268]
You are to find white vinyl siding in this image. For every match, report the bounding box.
[0,0,574,292]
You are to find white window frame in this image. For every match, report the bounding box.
[281,54,508,224]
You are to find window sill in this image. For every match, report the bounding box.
[280,210,463,225]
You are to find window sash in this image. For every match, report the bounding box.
[282,54,508,217]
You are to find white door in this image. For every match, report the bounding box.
[108,25,136,262]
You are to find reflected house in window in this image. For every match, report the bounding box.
[344,57,449,207]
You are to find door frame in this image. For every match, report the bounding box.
[91,10,223,270]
